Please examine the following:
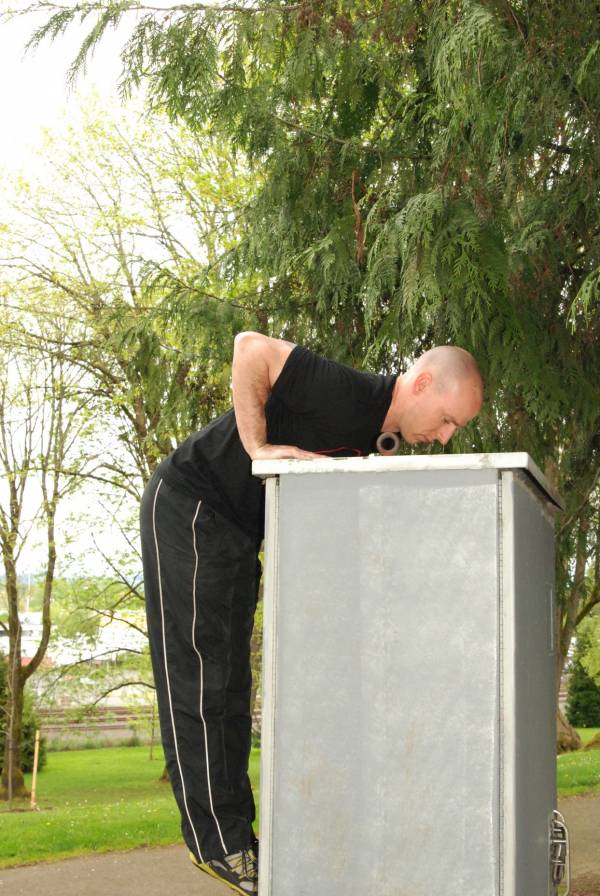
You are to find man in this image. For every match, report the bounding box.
[140,332,483,895]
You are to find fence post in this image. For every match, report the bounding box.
[30,729,40,810]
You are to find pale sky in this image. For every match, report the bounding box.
[0,4,136,175]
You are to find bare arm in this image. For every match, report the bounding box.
[231,332,321,461]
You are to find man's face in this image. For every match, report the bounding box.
[400,373,482,447]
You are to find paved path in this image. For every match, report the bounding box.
[0,844,221,896]
[560,794,600,896]
[1,796,598,895]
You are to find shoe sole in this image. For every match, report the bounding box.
[189,851,255,896]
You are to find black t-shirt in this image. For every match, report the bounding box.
[159,345,397,540]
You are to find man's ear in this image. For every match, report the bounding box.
[413,371,432,394]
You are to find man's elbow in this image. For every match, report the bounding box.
[234,331,266,351]
[232,333,271,371]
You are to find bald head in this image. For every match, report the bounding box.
[409,346,483,401]
[384,345,484,446]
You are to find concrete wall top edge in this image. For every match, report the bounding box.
[252,452,563,510]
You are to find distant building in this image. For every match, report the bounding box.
[1,610,147,668]
[0,611,49,665]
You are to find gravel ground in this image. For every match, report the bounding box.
[0,795,598,895]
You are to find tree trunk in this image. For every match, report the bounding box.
[556,707,582,754]
[554,509,594,753]
[0,554,29,800]
[555,639,581,753]
[554,602,580,753]
[583,730,600,751]
[0,663,28,799]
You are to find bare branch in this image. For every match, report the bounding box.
[78,679,156,713]
[38,646,146,698]
[82,604,147,638]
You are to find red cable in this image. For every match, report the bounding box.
[314,446,362,456]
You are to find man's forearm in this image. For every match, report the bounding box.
[231,332,321,462]
[231,336,270,458]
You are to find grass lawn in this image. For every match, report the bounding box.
[1,731,598,868]
[557,728,600,797]
[577,727,600,745]
[0,746,260,869]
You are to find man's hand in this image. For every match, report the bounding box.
[251,443,322,461]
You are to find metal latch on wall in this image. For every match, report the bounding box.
[550,809,570,894]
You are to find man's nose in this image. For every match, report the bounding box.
[437,423,457,445]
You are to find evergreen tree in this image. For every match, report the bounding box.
[566,626,600,728]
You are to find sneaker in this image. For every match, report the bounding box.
[190,846,258,895]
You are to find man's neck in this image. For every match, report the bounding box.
[381,376,404,433]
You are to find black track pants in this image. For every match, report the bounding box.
[140,470,262,863]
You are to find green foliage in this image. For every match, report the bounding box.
[566,622,600,728]
[3,99,260,483]
[580,614,600,685]
[16,1,600,438]
[0,659,47,775]
[566,663,600,728]
[24,0,596,441]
